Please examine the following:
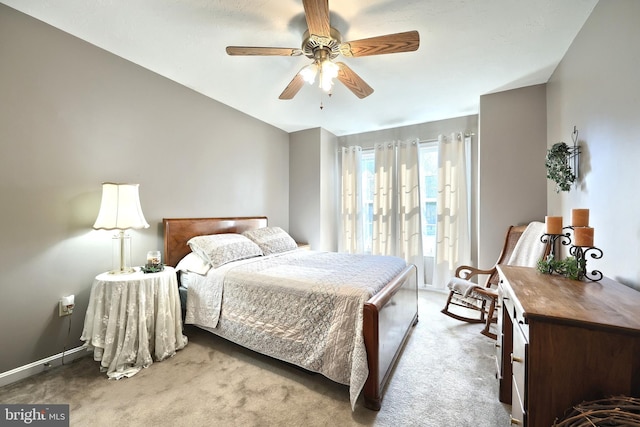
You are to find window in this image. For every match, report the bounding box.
[419,143,438,256]
[360,142,438,256]
[361,150,375,254]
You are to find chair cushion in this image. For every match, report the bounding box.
[447,277,481,298]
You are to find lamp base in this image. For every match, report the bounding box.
[111,232,134,274]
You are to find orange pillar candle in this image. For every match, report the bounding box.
[574,227,594,247]
[545,216,563,234]
[572,209,589,227]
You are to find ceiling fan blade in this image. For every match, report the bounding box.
[336,62,373,99]
[340,30,420,57]
[226,46,303,56]
[279,73,306,100]
[303,0,330,38]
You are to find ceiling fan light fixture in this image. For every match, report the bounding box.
[320,75,333,91]
[300,63,318,84]
[319,59,339,91]
[322,60,339,78]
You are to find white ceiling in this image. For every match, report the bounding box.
[2,0,598,136]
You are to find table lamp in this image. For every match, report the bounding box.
[93,183,150,274]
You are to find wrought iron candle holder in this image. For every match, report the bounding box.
[569,244,603,282]
[540,228,573,259]
[539,225,603,282]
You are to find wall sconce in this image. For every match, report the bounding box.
[569,125,581,182]
[93,183,149,274]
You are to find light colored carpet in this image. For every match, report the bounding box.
[0,290,510,426]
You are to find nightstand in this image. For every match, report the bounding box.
[81,266,187,379]
[296,242,311,250]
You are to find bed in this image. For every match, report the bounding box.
[163,216,418,410]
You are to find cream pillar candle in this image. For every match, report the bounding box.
[574,227,594,247]
[571,209,589,227]
[146,250,161,267]
[545,216,563,234]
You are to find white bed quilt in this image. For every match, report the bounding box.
[184,250,407,409]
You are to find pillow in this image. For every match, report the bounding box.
[175,252,211,275]
[178,270,195,289]
[242,226,298,256]
[187,233,263,268]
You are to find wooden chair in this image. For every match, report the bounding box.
[441,221,548,339]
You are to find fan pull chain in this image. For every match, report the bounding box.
[319,88,333,110]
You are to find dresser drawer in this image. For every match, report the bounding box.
[511,321,528,425]
[510,376,526,426]
[502,286,514,316]
[495,284,505,375]
[505,287,529,341]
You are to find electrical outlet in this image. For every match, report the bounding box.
[58,295,74,317]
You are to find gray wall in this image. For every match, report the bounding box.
[288,128,338,251]
[478,85,548,267]
[0,5,290,373]
[319,128,339,252]
[289,129,321,248]
[546,0,640,289]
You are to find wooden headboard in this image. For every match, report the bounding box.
[162,216,268,267]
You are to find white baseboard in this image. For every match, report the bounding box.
[0,346,89,388]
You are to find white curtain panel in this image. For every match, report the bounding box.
[372,140,424,284]
[340,146,363,253]
[372,142,397,255]
[397,140,424,281]
[433,133,471,289]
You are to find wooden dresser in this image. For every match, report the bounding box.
[496,265,640,427]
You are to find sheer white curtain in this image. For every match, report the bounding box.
[340,146,363,253]
[397,140,424,273]
[432,133,471,289]
[372,140,424,280]
[372,142,397,255]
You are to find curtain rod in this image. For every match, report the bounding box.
[422,131,475,143]
[339,131,476,151]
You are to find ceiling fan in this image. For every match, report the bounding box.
[226,0,420,100]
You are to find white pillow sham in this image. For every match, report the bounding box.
[178,270,194,289]
[175,252,211,276]
[187,233,263,268]
[242,226,298,256]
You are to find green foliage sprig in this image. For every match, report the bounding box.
[537,255,585,281]
[536,255,562,275]
[545,142,576,193]
[140,264,165,274]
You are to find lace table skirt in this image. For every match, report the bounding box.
[81,266,188,379]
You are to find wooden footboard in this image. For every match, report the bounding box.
[362,263,418,410]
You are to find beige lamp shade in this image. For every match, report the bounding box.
[93,183,149,230]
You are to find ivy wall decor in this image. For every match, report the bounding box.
[546,126,581,193]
